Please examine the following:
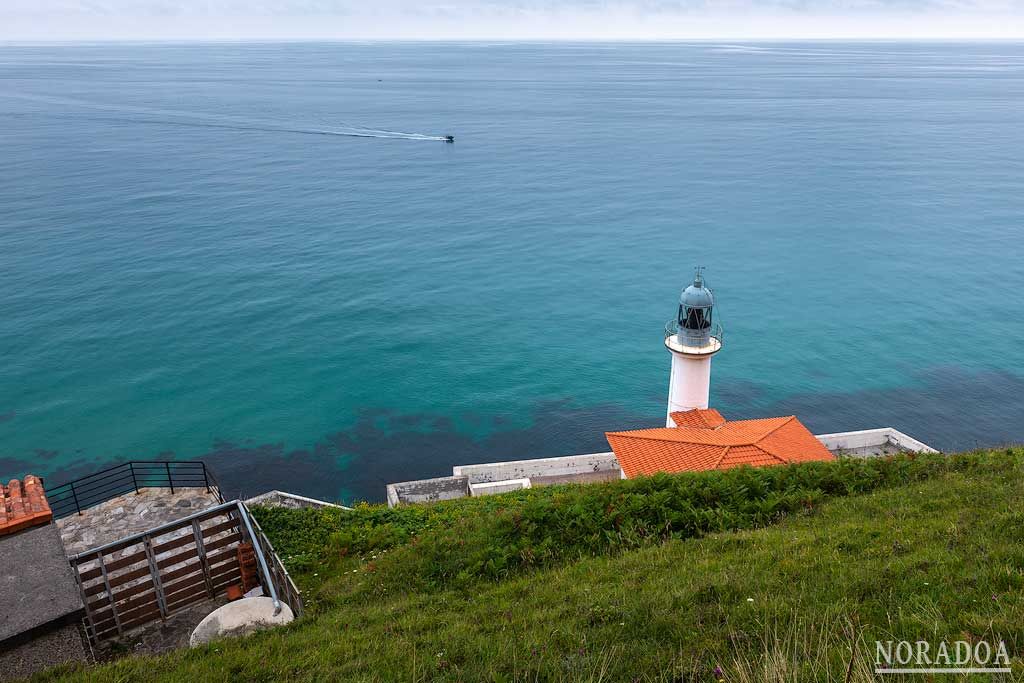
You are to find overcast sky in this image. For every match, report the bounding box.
[3,0,1023,40]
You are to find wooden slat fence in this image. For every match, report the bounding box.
[69,501,302,645]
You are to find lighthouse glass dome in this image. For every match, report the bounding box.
[665,269,723,355]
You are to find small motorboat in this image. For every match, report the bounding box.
[443,135,455,143]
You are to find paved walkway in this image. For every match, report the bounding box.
[56,487,221,557]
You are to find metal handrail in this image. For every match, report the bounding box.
[236,502,282,616]
[45,460,223,519]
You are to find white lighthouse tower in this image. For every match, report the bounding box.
[664,267,723,427]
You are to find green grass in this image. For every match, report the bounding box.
[36,448,1024,682]
[250,451,988,593]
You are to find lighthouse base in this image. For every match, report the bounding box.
[666,352,713,427]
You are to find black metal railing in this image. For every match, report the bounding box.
[45,461,224,519]
[664,319,724,354]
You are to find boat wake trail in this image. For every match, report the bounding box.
[0,92,450,142]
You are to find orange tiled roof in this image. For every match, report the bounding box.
[606,409,834,478]
[669,408,726,428]
[0,476,53,537]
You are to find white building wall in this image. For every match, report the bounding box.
[666,352,712,426]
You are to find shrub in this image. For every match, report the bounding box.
[252,450,1019,593]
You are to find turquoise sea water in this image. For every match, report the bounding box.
[2,42,1023,502]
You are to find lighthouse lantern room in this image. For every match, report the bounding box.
[664,267,723,426]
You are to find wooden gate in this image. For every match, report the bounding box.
[69,500,301,645]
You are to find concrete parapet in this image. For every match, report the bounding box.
[244,490,351,511]
[815,428,938,457]
[469,478,531,497]
[453,452,620,484]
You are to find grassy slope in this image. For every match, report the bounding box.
[40,451,1024,682]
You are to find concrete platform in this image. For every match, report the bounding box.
[56,487,221,556]
[0,523,89,680]
[816,428,938,457]
[388,452,623,506]
[0,524,84,643]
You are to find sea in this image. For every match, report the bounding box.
[2,41,1023,503]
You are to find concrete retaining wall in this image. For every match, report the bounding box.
[453,452,620,484]
[386,475,470,507]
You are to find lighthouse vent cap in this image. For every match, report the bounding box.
[674,268,718,337]
[680,281,714,309]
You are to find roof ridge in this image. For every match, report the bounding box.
[756,417,800,464]
[755,444,791,465]
[609,426,742,445]
[606,430,693,443]
[754,415,797,445]
[711,445,731,469]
